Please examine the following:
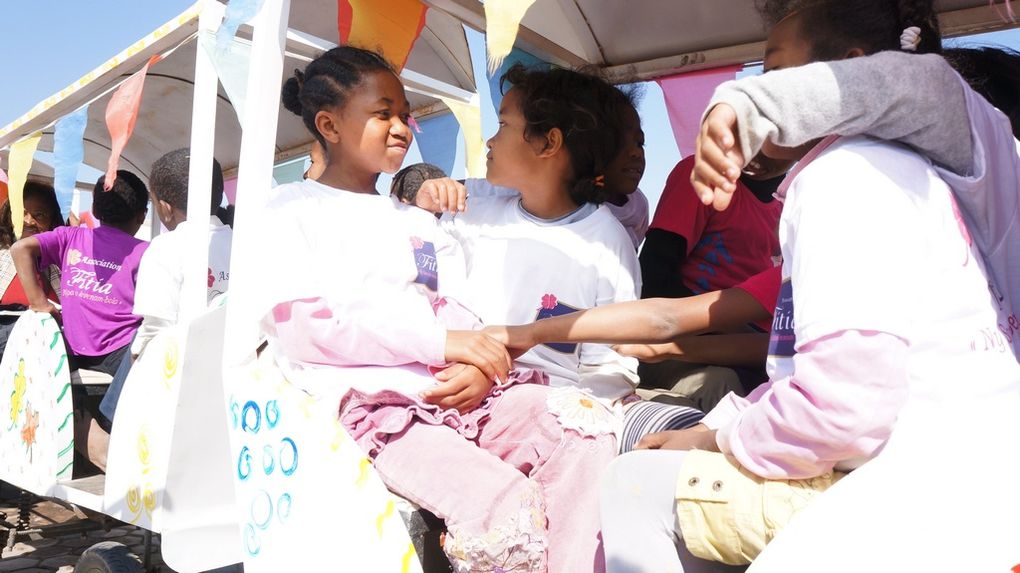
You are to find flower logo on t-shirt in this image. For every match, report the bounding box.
[67,249,82,265]
[409,236,438,291]
[535,293,579,354]
[208,267,215,288]
[541,294,558,310]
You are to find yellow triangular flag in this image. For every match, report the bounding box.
[440,95,487,178]
[8,132,42,240]
[484,0,537,74]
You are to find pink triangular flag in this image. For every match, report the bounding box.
[656,65,742,158]
[104,54,161,190]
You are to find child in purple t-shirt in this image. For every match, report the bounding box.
[12,170,149,375]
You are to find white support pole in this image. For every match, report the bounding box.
[181,0,225,322]
[223,0,291,364]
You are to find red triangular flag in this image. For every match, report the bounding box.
[104,54,161,190]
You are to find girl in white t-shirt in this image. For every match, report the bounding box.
[598,2,1020,572]
[259,46,616,572]
[402,67,705,452]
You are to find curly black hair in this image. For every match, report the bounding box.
[390,163,449,204]
[0,181,64,249]
[92,170,148,225]
[499,64,633,205]
[149,148,225,215]
[281,46,395,148]
[945,46,1020,139]
[756,0,941,59]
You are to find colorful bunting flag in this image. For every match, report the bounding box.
[8,132,42,239]
[439,96,486,178]
[216,0,265,56]
[414,113,459,177]
[0,168,8,207]
[105,55,161,190]
[338,0,427,72]
[223,177,238,205]
[53,106,89,203]
[656,65,742,158]
[0,166,7,206]
[483,0,537,74]
[487,46,547,115]
[201,33,251,126]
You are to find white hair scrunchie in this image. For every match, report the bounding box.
[900,26,922,51]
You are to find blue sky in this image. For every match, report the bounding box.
[2,2,1020,213]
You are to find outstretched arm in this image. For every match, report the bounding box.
[616,332,770,368]
[11,237,59,319]
[694,52,972,209]
[484,288,770,352]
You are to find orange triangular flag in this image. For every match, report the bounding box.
[104,54,161,190]
[337,0,427,72]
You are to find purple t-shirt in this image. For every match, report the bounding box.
[36,226,148,357]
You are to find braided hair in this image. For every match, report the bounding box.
[756,0,942,59]
[499,64,632,205]
[281,46,395,147]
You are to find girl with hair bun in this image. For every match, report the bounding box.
[260,46,617,572]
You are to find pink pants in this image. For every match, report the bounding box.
[348,383,615,572]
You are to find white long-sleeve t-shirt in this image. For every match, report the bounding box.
[256,179,476,400]
[703,136,1020,479]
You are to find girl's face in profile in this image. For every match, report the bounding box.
[485,88,544,190]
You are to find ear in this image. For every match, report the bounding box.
[537,127,565,158]
[314,109,343,144]
[154,199,170,221]
[843,47,867,60]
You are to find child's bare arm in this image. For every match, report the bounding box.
[484,288,771,351]
[11,237,58,319]
[615,333,770,369]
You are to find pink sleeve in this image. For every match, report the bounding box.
[716,329,909,479]
[267,296,447,368]
[700,381,772,430]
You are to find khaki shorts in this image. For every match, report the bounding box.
[674,450,844,565]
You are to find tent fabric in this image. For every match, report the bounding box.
[656,65,742,158]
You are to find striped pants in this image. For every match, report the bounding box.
[618,400,705,453]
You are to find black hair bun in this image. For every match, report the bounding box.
[281,75,303,116]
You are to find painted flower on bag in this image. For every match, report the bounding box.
[10,359,27,426]
[21,405,39,456]
[545,387,616,437]
[540,294,557,310]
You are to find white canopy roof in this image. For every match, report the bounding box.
[1,0,1015,184]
